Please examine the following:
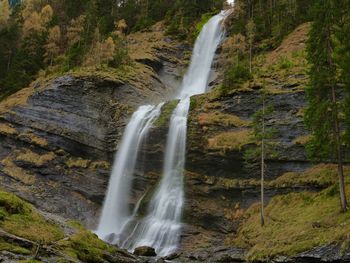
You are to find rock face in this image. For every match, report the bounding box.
[0,30,187,229]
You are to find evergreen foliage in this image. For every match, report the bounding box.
[305,0,348,211]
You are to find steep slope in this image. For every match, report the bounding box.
[0,190,142,262]
[0,25,187,228]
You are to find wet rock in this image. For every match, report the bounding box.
[133,246,157,257]
[0,35,188,229]
[163,252,181,260]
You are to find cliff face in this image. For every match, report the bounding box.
[0,22,347,263]
[0,25,187,228]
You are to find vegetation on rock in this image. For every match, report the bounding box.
[230,166,350,261]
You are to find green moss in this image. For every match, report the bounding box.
[154,100,179,127]
[193,12,217,39]
[0,238,31,255]
[0,191,31,215]
[230,181,350,261]
[58,228,116,263]
[276,56,294,70]
[0,191,64,244]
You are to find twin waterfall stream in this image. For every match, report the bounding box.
[96,12,227,256]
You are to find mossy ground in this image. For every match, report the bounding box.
[58,221,116,263]
[229,165,350,261]
[0,191,64,244]
[0,191,121,262]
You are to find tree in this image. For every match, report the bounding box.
[40,5,53,25]
[44,26,61,65]
[244,85,277,226]
[0,0,11,28]
[246,19,255,73]
[305,0,348,212]
[222,33,251,90]
[22,4,53,38]
[67,15,85,48]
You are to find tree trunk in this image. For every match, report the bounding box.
[261,93,265,226]
[331,87,348,212]
[327,25,348,212]
[249,44,252,74]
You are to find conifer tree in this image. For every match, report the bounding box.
[305,0,348,211]
[246,19,255,73]
[244,85,277,226]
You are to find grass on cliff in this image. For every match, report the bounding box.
[208,130,253,151]
[0,191,64,244]
[0,191,119,262]
[230,165,350,261]
[58,221,117,263]
[197,112,250,128]
[154,100,179,127]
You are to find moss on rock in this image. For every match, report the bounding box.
[208,130,253,152]
[59,221,116,263]
[229,164,350,261]
[154,100,179,127]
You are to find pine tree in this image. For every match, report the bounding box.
[244,85,277,226]
[246,19,255,74]
[338,1,350,162]
[305,0,348,212]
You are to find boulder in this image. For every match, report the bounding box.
[133,246,157,257]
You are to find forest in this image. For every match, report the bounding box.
[0,0,223,99]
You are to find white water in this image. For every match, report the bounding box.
[96,11,226,256]
[96,104,162,241]
[124,11,227,256]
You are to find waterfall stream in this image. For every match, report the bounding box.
[96,11,227,256]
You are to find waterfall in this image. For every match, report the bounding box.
[96,11,226,256]
[96,104,163,241]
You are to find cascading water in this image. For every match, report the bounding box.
[96,11,227,256]
[96,104,163,241]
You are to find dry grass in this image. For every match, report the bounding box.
[0,87,34,115]
[198,112,250,127]
[15,150,55,167]
[18,132,48,148]
[89,161,110,170]
[1,156,36,185]
[293,134,312,145]
[296,107,305,117]
[231,185,350,261]
[230,164,350,261]
[0,123,17,136]
[208,130,252,151]
[264,23,311,67]
[66,157,91,169]
[271,164,343,188]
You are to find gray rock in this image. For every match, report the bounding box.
[133,246,157,257]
